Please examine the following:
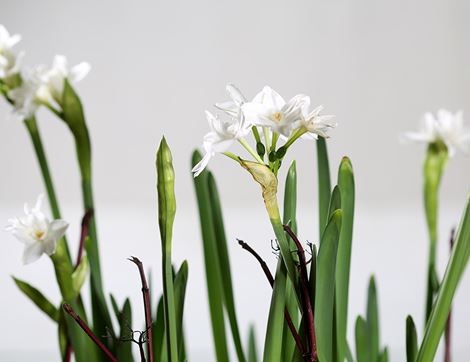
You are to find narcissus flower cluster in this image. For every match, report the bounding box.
[192,84,336,176]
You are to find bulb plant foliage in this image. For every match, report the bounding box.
[3,24,470,362]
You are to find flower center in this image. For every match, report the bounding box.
[34,230,45,240]
[272,112,282,123]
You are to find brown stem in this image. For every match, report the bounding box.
[284,225,317,362]
[444,228,456,362]
[129,257,154,362]
[76,209,94,268]
[237,238,306,358]
[64,344,72,362]
[62,303,118,362]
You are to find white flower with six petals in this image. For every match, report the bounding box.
[5,194,69,264]
[0,24,23,79]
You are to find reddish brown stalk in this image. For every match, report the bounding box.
[284,225,317,362]
[64,344,72,362]
[444,228,456,362]
[75,209,94,267]
[62,303,118,362]
[129,257,154,362]
[237,239,307,358]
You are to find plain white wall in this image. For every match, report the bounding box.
[1,0,470,360]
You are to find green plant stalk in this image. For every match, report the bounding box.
[248,325,259,362]
[423,142,448,322]
[417,195,470,361]
[157,138,179,362]
[335,157,355,362]
[316,137,331,238]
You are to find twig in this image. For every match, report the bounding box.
[237,238,306,358]
[444,228,456,362]
[76,209,94,268]
[64,344,72,362]
[62,303,118,362]
[129,257,154,362]
[284,225,317,362]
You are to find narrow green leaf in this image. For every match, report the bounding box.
[157,137,179,362]
[12,277,59,322]
[355,316,368,362]
[367,276,379,362]
[308,244,317,311]
[315,210,342,362]
[317,137,332,238]
[109,296,134,362]
[335,157,355,362]
[248,325,259,362]
[263,259,287,362]
[154,295,167,362]
[379,347,389,362]
[327,186,341,220]
[71,255,89,298]
[417,195,470,361]
[192,151,229,362]
[174,261,189,362]
[207,172,246,362]
[282,161,299,362]
[406,315,418,362]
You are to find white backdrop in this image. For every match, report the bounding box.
[1,0,469,360]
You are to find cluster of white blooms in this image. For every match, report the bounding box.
[404,109,470,156]
[6,195,68,264]
[0,24,90,120]
[192,84,336,176]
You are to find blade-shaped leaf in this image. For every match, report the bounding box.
[406,315,418,362]
[174,261,189,362]
[12,277,59,322]
[192,151,229,362]
[367,276,379,362]
[317,137,332,238]
[355,316,368,362]
[335,157,355,362]
[207,172,246,362]
[315,210,342,362]
[248,325,259,362]
[417,195,470,361]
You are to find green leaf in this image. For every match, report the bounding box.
[308,244,317,311]
[248,325,259,362]
[367,276,380,362]
[110,295,134,362]
[417,195,470,361]
[315,210,342,362]
[355,316,368,362]
[207,172,246,362]
[335,157,355,362]
[327,186,341,220]
[12,277,59,322]
[192,151,229,362]
[379,347,389,362]
[174,261,189,362]
[282,161,299,362]
[263,259,287,362]
[406,315,418,362]
[154,295,167,362]
[157,137,179,362]
[317,137,332,238]
[71,255,89,298]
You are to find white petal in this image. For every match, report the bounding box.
[33,194,45,212]
[226,83,246,104]
[48,219,69,242]
[22,242,45,264]
[70,62,91,82]
[192,152,212,177]
[43,237,57,256]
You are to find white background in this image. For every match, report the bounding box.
[1,0,470,360]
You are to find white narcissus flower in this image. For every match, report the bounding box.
[0,24,23,79]
[192,110,251,176]
[242,86,309,137]
[296,100,337,140]
[403,109,470,156]
[215,83,247,117]
[40,55,91,104]
[5,194,69,264]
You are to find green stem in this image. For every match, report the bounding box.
[239,138,265,164]
[263,127,271,154]
[284,128,306,151]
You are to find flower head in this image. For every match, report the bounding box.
[0,24,23,79]
[5,194,68,264]
[39,55,91,104]
[403,109,470,156]
[296,103,337,140]
[242,86,309,137]
[192,109,251,176]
